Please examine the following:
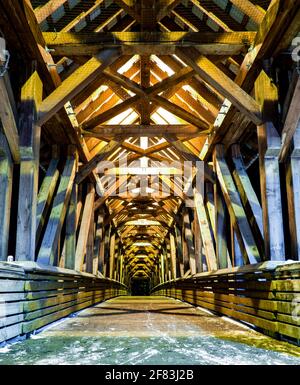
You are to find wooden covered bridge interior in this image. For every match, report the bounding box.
[0,0,300,350]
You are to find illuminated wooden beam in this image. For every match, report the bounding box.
[38,49,120,125]
[279,77,300,162]
[83,124,202,137]
[43,31,256,56]
[0,77,20,163]
[75,140,120,184]
[16,66,43,261]
[176,48,263,126]
[229,0,265,25]
[34,0,67,24]
[200,0,298,159]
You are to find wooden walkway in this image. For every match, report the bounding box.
[39,296,299,354]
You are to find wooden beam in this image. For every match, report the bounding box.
[34,0,67,24]
[182,208,196,275]
[43,31,256,56]
[194,187,218,271]
[109,232,116,279]
[75,184,95,271]
[200,0,299,159]
[229,0,265,25]
[0,131,13,260]
[36,157,60,244]
[60,0,106,33]
[94,212,105,273]
[288,121,300,260]
[157,0,181,21]
[94,175,130,210]
[231,144,265,259]
[37,153,77,265]
[214,181,228,269]
[140,55,151,125]
[64,184,78,270]
[279,77,300,162]
[255,70,285,261]
[0,76,20,163]
[84,124,201,137]
[214,144,261,264]
[37,48,120,125]
[176,48,263,126]
[16,65,43,262]
[151,95,210,129]
[114,0,140,23]
[75,140,120,184]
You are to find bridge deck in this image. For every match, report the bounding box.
[1,296,298,365]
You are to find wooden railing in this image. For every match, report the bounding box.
[151,262,300,344]
[0,262,128,344]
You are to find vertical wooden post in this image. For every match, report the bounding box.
[160,253,165,283]
[231,144,264,259]
[86,211,95,274]
[255,70,285,261]
[289,120,300,260]
[194,187,218,271]
[183,207,196,275]
[36,148,60,245]
[169,231,177,279]
[109,231,116,279]
[16,63,43,261]
[94,211,104,273]
[113,236,120,280]
[64,183,78,270]
[0,130,13,260]
[213,180,228,268]
[193,209,203,273]
[119,253,124,283]
[37,148,77,265]
[175,225,184,277]
[75,183,95,271]
[163,242,170,281]
[103,224,111,277]
[214,144,261,264]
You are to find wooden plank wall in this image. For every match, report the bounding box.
[0,264,127,344]
[152,262,300,344]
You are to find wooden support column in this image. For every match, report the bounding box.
[214,144,261,264]
[194,187,218,271]
[86,211,95,274]
[174,225,184,277]
[37,150,77,265]
[113,236,120,280]
[289,120,300,260]
[75,183,95,271]
[36,149,60,244]
[163,242,170,281]
[0,75,20,163]
[16,64,43,261]
[103,225,111,277]
[94,211,105,273]
[64,183,78,270]
[183,207,196,275]
[255,70,285,261]
[193,211,203,273]
[0,130,13,260]
[231,144,265,259]
[160,253,165,284]
[119,253,124,283]
[169,231,177,279]
[213,181,228,269]
[140,55,151,125]
[109,231,116,279]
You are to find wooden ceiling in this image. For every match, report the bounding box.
[17,0,290,278]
